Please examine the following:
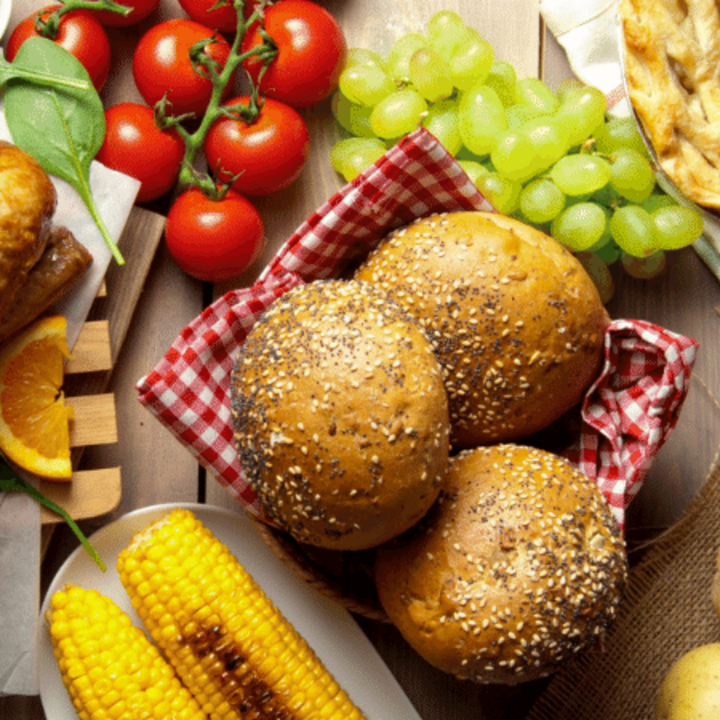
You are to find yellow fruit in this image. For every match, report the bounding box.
[0,315,73,480]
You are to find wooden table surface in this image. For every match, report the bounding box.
[4,0,720,717]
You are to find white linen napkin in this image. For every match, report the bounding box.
[0,106,140,697]
[540,0,720,279]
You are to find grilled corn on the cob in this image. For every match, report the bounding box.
[117,507,368,720]
[47,584,208,720]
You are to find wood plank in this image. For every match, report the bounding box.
[102,207,168,363]
[39,468,122,524]
[39,207,167,527]
[68,394,117,447]
[65,320,112,375]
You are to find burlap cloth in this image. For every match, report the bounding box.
[528,450,720,719]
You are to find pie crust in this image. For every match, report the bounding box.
[620,0,720,210]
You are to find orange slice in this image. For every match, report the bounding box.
[0,315,73,480]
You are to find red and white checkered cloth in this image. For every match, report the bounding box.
[136,127,698,530]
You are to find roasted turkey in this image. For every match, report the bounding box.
[0,140,91,343]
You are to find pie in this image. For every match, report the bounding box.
[620,0,720,210]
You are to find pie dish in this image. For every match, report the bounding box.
[620,0,720,211]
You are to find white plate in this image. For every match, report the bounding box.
[0,0,11,42]
[39,502,423,720]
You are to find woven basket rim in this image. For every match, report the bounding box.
[249,514,390,623]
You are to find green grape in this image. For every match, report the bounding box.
[555,85,607,147]
[587,205,613,250]
[330,137,387,181]
[339,64,396,106]
[459,85,508,155]
[458,160,492,186]
[449,35,494,91]
[345,48,388,72]
[621,250,666,279]
[596,240,621,264]
[484,60,517,106]
[464,26,483,43]
[348,103,376,138]
[522,116,570,170]
[641,192,678,213]
[515,77,559,116]
[490,129,541,182]
[518,178,566,224]
[478,172,521,214]
[550,202,607,251]
[652,205,705,249]
[609,147,656,202]
[506,103,544,128]
[455,144,491,164]
[331,91,354,133]
[590,182,623,208]
[609,205,659,257]
[422,98,462,155]
[550,154,612,195]
[332,91,376,137]
[409,47,454,102]
[370,89,427,139]
[594,115,649,156]
[556,78,584,102]
[387,33,428,82]
[427,9,470,62]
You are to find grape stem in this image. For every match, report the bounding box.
[156,0,277,199]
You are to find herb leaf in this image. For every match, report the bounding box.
[0,54,91,91]
[0,456,106,572]
[4,38,124,265]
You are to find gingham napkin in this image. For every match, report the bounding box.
[136,127,698,530]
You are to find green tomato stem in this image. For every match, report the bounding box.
[172,0,277,193]
[37,0,131,36]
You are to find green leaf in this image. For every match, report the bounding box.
[0,455,106,572]
[0,54,92,92]
[4,38,124,265]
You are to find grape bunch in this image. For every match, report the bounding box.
[329,10,705,297]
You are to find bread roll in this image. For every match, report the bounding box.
[374,444,628,685]
[230,279,451,551]
[354,211,608,448]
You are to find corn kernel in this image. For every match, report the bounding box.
[117,508,368,720]
[47,585,207,720]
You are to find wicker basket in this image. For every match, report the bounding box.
[250,515,389,622]
[526,455,720,720]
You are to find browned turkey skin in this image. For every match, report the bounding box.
[0,141,92,344]
[0,226,93,343]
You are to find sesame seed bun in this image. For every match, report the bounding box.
[354,211,609,448]
[230,279,451,551]
[374,444,628,685]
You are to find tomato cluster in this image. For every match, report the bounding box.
[5,0,346,283]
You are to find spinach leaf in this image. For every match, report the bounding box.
[0,54,91,92]
[4,38,124,265]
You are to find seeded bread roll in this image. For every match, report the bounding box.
[374,444,628,685]
[230,279,451,551]
[354,211,608,448]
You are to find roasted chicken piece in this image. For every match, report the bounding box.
[0,140,57,318]
[0,226,93,344]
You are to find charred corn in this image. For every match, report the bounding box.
[47,584,208,720]
[117,508,368,720]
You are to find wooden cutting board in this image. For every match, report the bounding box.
[39,205,166,525]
